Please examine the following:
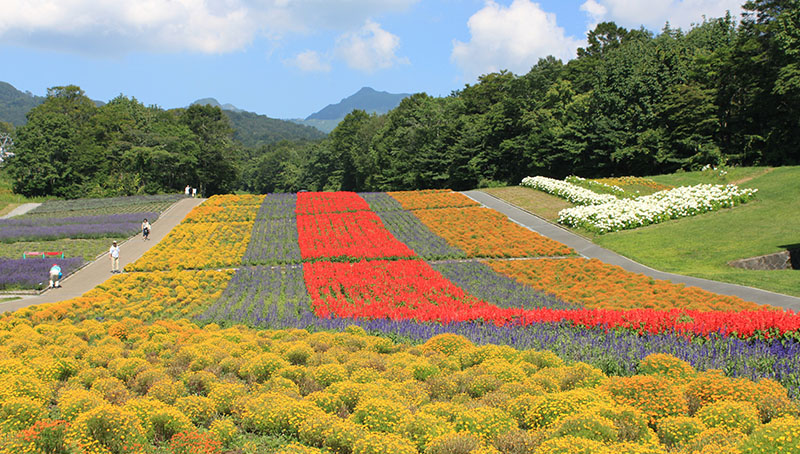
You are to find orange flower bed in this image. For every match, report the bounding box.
[413,207,575,258]
[388,190,479,211]
[202,194,265,207]
[486,258,765,312]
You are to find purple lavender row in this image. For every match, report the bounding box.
[430,260,580,311]
[0,257,84,290]
[28,193,185,214]
[0,221,146,243]
[255,193,298,220]
[359,192,405,212]
[239,301,800,399]
[242,218,302,265]
[372,209,466,260]
[198,265,312,324]
[1,212,158,228]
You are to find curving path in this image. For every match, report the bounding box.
[464,190,800,312]
[0,197,206,313]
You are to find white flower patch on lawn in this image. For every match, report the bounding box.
[521,176,618,205]
[556,184,758,233]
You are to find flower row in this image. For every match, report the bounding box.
[414,207,575,258]
[565,175,627,196]
[557,184,759,233]
[295,191,371,215]
[0,317,795,453]
[593,176,673,192]
[126,221,253,271]
[0,257,84,291]
[26,193,186,215]
[388,189,480,211]
[521,176,619,205]
[0,212,158,243]
[297,212,415,261]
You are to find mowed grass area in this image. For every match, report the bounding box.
[484,166,800,297]
[0,237,127,260]
[482,186,574,222]
[0,168,49,215]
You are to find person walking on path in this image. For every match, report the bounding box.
[48,263,62,288]
[142,218,151,241]
[191,187,197,198]
[185,185,191,196]
[109,241,121,273]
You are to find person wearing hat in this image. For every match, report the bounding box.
[49,263,62,288]
[109,240,121,273]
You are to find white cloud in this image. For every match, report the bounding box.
[284,50,332,73]
[579,0,744,31]
[452,0,583,80]
[334,20,409,73]
[0,0,420,55]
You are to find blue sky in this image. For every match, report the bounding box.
[0,0,744,119]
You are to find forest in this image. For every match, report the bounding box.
[3,0,798,197]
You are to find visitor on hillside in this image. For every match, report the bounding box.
[192,187,197,198]
[49,263,62,289]
[142,218,151,241]
[185,185,191,196]
[109,241,121,273]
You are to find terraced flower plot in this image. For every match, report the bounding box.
[3,189,800,453]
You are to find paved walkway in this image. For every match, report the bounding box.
[0,197,206,313]
[1,202,42,219]
[463,190,800,311]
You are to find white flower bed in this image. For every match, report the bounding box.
[521,176,618,205]
[556,184,758,233]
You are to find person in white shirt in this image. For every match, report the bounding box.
[142,218,151,241]
[109,241,121,273]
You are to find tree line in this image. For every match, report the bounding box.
[4,0,799,197]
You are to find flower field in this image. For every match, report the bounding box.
[0,194,185,290]
[2,191,799,453]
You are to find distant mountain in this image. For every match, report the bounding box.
[191,98,326,147]
[290,87,411,133]
[306,87,411,121]
[0,82,46,126]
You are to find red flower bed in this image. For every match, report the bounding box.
[296,191,370,215]
[297,211,415,260]
[303,259,800,340]
[303,259,520,322]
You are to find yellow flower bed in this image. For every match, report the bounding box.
[0,319,794,454]
[126,221,253,271]
[11,270,232,324]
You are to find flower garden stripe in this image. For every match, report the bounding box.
[372,209,465,260]
[413,206,576,258]
[295,191,371,214]
[296,211,415,260]
[388,189,480,211]
[430,260,579,311]
[359,192,405,212]
[199,265,313,325]
[0,257,84,290]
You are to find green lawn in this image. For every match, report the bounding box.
[0,238,127,261]
[0,167,50,215]
[485,166,800,297]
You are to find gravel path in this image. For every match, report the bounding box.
[1,203,42,219]
[463,190,800,311]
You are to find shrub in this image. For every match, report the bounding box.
[696,400,760,434]
[752,378,799,423]
[558,362,606,390]
[284,342,315,365]
[107,356,150,383]
[681,427,747,454]
[684,370,758,414]
[638,354,695,383]
[147,378,187,404]
[507,394,540,428]
[89,376,130,405]
[739,416,800,454]
[525,388,606,429]
[454,406,516,441]
[602,375,687,425]
[11,419,71,454]
[594,405,651,443]
[69,404,145,454]
[524,435,611,454]
[182,370,218,395]
[208,382,247,414]
[209,417,237,447]
[401,412,454,451]
[423,432,482,454]
[466,374,503,398]
[519,350,564,370]
[551,412,618,443]
[298,412,339,447]
[353,431,417,454]
[656,416,706,447]
[240,353,289,382]
[275,443,327,454]
[350,397,411,433]
[421,334,475,357]
[58,388,107,421]
[168,430,222,454]
[0,397,46,432]
[325,419,367,453]
[313,363,349,388]
[175,395,216,426]
[412,360,441,381]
